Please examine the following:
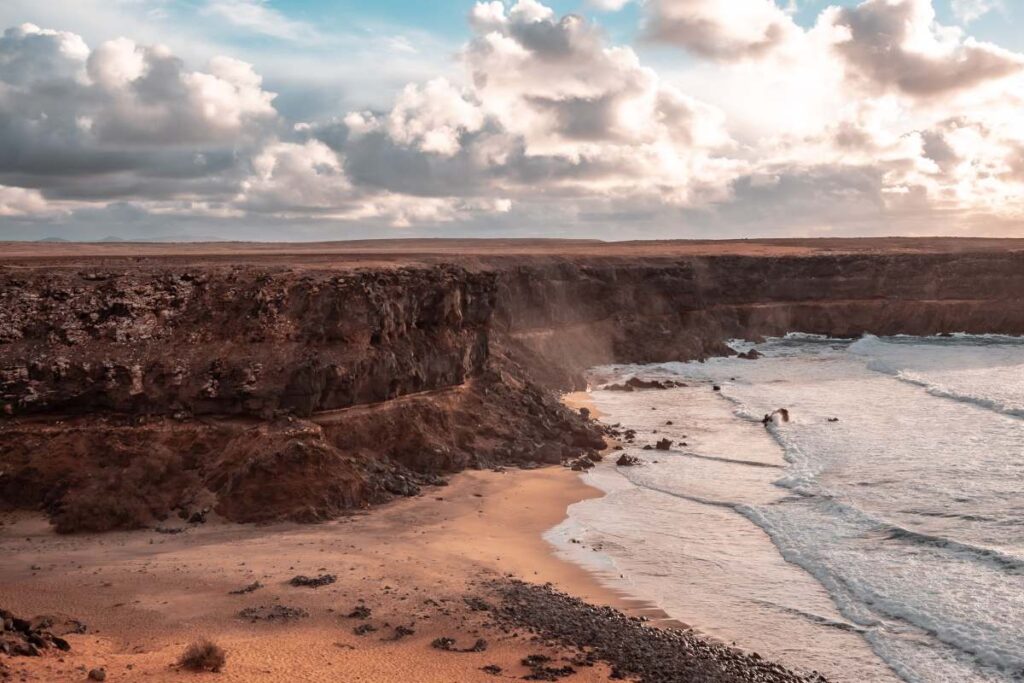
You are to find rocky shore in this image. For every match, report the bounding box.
[4,238,1024,534]
[487,580,828,683]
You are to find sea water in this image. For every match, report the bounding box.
[548,335,1024,683]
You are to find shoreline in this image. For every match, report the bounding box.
[0,466,672,682]
[0,459,820,682]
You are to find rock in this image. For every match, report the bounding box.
[489,578,827,683]
[87,669,106,681]
[578,407,590,420]
[229,581,263,595]
[737,349,763,360]
[346,605,372,619]
[626,377,667,390]
[390,625,415,640]
[187,509,208,524]
[655,438,672,451]
[616,455,641,467]
[431,637,487,652]
[237,605,309,623]
[0,608,77,657]
[569,458,595,472]
[712,385,722,392]
[288,574,336,588]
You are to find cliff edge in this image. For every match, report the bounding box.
[3,238,1023,531]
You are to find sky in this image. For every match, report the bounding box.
[0,0,1022,241]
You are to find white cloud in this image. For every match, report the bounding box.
[951,0,1003,24]
[0,184,50,216]
[0,23,278,207]
[1,0,1024,238]
[202,0,319,42]
[644,0,802,61]
[826,0,1023,96]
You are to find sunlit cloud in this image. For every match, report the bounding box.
[0,0,1022,240]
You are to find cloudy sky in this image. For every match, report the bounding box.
[0,0,1022,241]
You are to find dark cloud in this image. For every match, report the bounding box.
[643,0,797,61]
[0,24,277,206]
[831,0,1023,96]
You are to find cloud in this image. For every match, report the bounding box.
[0,23,277,207]
[1,0,1024,240]
[202,0,319,42]
[643,0,801,61]
[826,0,1023,96]
[0,184,51,216]
[588,0,632,10]
[951,0,1002,24]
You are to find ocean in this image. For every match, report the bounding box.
[548,335,1024,683]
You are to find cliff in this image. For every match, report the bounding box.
[3,239,1023,531]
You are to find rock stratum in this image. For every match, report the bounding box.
[3,238,1023,532]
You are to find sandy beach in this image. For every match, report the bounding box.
[0,465,631,682]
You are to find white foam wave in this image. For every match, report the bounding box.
[895,371,1024,419]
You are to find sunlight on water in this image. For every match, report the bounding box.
[548,335,1024,683]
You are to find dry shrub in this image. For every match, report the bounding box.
[177,638,226,673]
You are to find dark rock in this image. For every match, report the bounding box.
[431,637,457,651]
[0,608,78,657]
[488,579,829,683]
[346,605,372,620]
[237,605,309,623]
[655,439,672,451]
[87,669,106,681]
[737,349,763,360]
[228,582,263,595]
[187,509,208,524]
[390,625,415,640]
[288,574,336,588]
[431,637,487,652]
[616,455,641,467]
[569,458,595,472]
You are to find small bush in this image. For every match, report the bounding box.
[178,639,226,673]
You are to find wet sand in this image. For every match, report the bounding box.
[0,468,634,682]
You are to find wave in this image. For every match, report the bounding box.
[671,451,784,469]
[617,475,741,510]
[881,525,1024,574]
[894,371,1024,419]
[742,503,1024,679]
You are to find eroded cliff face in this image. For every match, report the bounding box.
[3,248,1023,532]
[0,264,603,531]
[0,266,494,417]
[495,252,1024,384]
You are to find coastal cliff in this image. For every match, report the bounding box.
[3,240,1023,531]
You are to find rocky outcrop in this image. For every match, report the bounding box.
[0,266,493,417]
[3,244,1024,532]
[494,252,1024,385]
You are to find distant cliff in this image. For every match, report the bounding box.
[3,242,1023,531]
